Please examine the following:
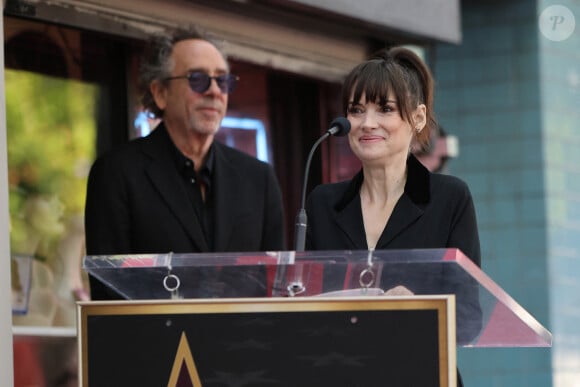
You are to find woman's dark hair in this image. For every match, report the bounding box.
[341,46,436,149]
[138,25,225,118]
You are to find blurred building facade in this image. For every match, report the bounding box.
[433,1,579,386]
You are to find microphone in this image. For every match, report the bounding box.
[294,117,351,251]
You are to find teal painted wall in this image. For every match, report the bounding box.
[539,0,580,385]
[430,0,580,385]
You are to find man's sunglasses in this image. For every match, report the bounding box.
[164,72,239,94]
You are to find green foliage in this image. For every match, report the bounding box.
[6,70,98,258]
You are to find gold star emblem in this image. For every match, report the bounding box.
[167,332,203,387]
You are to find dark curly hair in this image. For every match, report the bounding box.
[342,47,437,150]
[138,25,226,118]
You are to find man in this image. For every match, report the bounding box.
[84,26,285,298]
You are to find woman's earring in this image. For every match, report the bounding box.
[416,127,421,133]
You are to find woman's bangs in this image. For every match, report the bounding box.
[351,64,393,106]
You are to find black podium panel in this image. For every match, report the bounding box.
[79,297,456,387]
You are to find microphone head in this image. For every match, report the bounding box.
[329,117,351,137]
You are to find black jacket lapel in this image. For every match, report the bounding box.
[334,195,368,249]
[377,155,430,248]
[333,171,368,249]
[333,155,430,250]
[141,125,210,251]
[376,194,424,248]
[211,143,239,251]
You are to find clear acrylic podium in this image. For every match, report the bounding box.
[83,248,552,348]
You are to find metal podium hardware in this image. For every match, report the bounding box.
[317,249,385,297]
[287,281,306,296]
[162,252,182,299]
[270,251,308,297]
[358,248,384,295]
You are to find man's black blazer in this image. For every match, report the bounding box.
[85,123,285,256]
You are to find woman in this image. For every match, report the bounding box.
[305,47,481,385]
[306,46,480,265]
